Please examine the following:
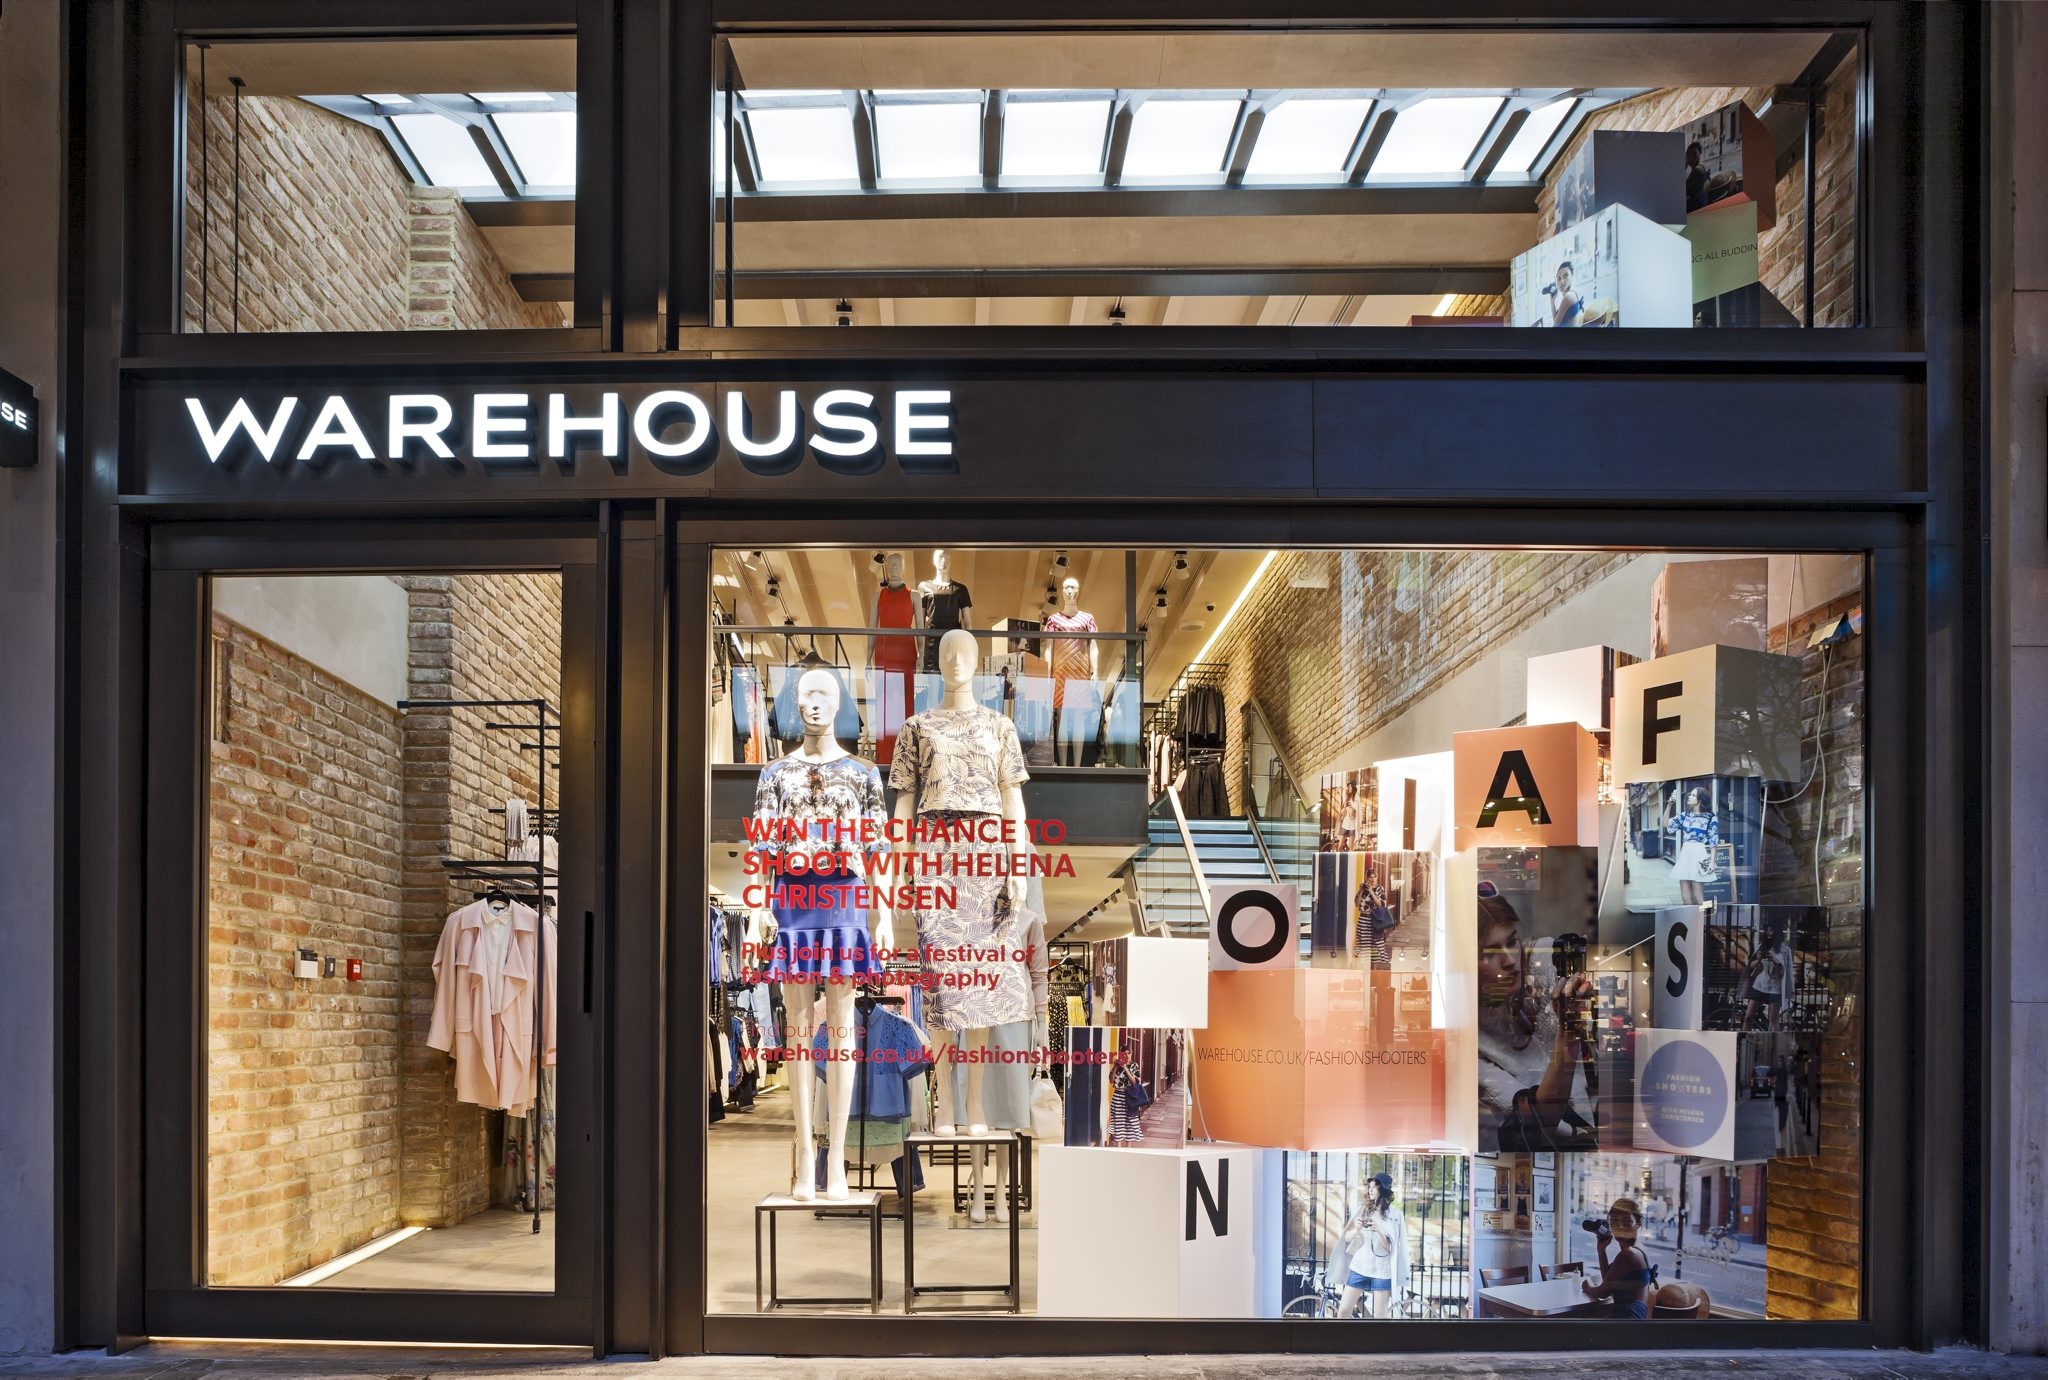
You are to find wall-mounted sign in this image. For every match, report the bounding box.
[179,385,957,475]
[0,367,37,469]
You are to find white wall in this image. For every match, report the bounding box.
[212,576,412,707]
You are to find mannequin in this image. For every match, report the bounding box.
[889,629,1033,1137]
[916,549,973,674]
[870,552,917,765]
[750,668,894,1201]
[1044,576,1103,766]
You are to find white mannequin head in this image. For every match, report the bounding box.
[1060,576,1081,610]
[936,628,977,689]
[796,667,841,736]
[884,552,904,584]
[931,548,950,582]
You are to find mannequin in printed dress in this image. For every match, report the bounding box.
[870,552,918,765]
[1045,576,1103,766]
[890,629,1034,1137]
[751,668,894,1201]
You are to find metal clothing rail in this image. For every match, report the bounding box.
[395,695,560,1234]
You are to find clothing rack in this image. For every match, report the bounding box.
[396,696,559,1234]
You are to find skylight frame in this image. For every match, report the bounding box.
[997,89,1116,184]
[1117,90,1249,184]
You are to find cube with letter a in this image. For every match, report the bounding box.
[1611,644,1804,784]
[1450,722,1600,851]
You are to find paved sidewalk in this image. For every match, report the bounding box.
[4,1347,2047,1379]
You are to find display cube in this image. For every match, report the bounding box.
[1680,100,1778,228]
[1525,644,1639,734]
[1652,905,1710,1029]
[1650,557,1768,658]
[1611,643,1805,784]
[1097,935,1209,1027]
[1552,129,1686,234]
[1209,882,1300,972]
[1451,721,1600,851]
[1193,969,1446,1150]
[1682,200,1760,305]
[1510,204,1693,329]
[1037,1144,1274,1318]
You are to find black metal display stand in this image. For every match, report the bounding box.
[754,1191,883,1313]
[900,1130,1022,1314]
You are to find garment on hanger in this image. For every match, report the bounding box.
[497,1067,557,1210]
[917,581,972,672]
[428,898,558,1116]
[731,664,766,764]
[810,1005,933,1120]
[873,581,918,766]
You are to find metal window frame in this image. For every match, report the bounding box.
[55,0,1988,1364]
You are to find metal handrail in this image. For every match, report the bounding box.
[1242,694,1318,823]
[1243,809,1281,884]
[1164,784,1213,916]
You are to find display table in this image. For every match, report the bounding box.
[1476,1275,1604,1318]
[753,1191,883,1313]
[902,1130,1021,1313]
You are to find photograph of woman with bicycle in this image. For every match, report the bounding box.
[1335,1172,1408,1319]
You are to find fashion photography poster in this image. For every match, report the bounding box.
[1509,208,1620,326]
[1731,1031,1822,1160]
[1319,767,1378,853]
[1311,851,1436,972]
[1705,904,1827,1033]
[1622,775,1765,911]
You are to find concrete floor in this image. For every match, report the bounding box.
[6,1346,2046,1378]
[311,1210,553,1292]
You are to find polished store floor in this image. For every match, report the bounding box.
[313,1209,554,1292]
[706,1081,1040,1314]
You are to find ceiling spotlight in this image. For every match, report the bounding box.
[835,299,854,327]
[1173,551,1189,573]
[871,552,886,565]
[1107,302,1127,326]
[1055,550,1069,568]
[782,615,795,627]
[765,576,780,599]
[1155,587,1168,610]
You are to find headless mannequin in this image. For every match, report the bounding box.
[1049,576,1102,767]
[894,629,1030,1142]
[752,669,895,1201]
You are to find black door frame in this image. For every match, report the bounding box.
[139,519,606,1346]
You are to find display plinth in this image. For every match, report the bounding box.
[901,1130,1021,1313]
[1511,203,1693,329]
[753,1190,883,1313]
[1193,969,1447,1150]
[1037,1144,1270,1318]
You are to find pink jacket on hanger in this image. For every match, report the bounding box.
[427,899,559,1117]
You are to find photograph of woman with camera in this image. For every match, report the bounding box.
[1476,883,1599,1152]
[1579,1197,1655,1319]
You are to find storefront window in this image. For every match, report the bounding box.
[203,572,565,1289]
[713,31,1859,328]
[180,38,577,333]
[702,547,1865,1322]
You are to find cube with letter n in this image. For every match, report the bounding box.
[1451,721,1599,851]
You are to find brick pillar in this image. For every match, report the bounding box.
[406,188,459,331]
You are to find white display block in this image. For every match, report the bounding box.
[1372,750,1453,854]
[1209,882,1299,972]
[1526,644,1637,733]
[1038,1144,1270,1318]
[1509,204,1693,329]
[1110,935,1211,1027]
[1611,643,1805,784]
[1652,905,1709,1030]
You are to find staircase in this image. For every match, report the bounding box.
[1129,810,1296,938]
[1253,816,1319,919]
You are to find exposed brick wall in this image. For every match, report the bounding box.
[1761,594,1866,1320]
[182,92,561,333]
[1204,551,1631,806]
[205,615,406,1287]
[1536,60,1859,328]
[398,574,564,1225]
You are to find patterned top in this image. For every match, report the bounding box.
[1673,810,1720,849]
[1043,609,1098,684]
[750,752,889,868]
[889,704,1028,814]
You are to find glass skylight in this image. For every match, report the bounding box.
[471,92,552,105]
[391,113,498,190]
[746,104,860,184]
[874,97,982,180]
[1371,95,1503,176]
[1243,96,1372,178]
[1491,97,1574,175]
[1001,96,1111,178]
[362,93,408,106]
[1122,96,1243,178]
[495,110,577,187]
